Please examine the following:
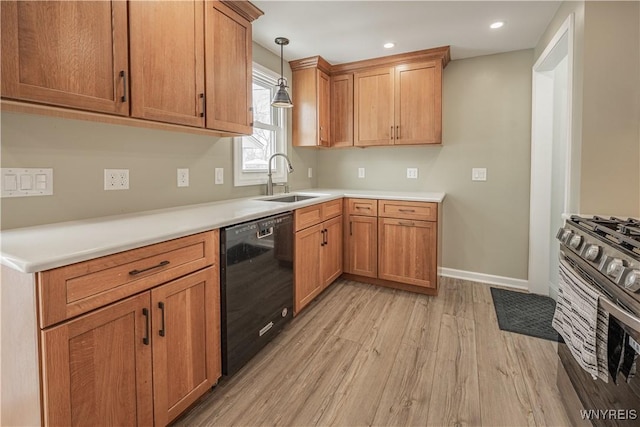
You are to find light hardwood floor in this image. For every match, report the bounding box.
[176,277,587,427]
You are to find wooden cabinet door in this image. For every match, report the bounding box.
[205,1,252,134]
[151,267,221,425]
[294,224,323,314]
[129,0,205,127]
[394,61,442,144]
[1,1,129,115]
[330,73,354,147]
[318,70,331,147]
[354,67,394,146]
[378,218,436,288]
[40,293,153,426]
[321,216,343,288]
[345,215,378,278]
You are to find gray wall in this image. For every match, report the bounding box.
[535,0,640,217]
[317,50,534,280]
[0,43,318,229]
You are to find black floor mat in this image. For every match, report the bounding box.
[490,287,563,342]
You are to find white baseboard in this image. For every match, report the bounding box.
[439,267,529,291]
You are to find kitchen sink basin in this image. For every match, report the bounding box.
[261,194,319,203]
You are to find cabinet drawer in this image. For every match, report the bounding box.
[295,204,323,231]
[346,198,377,216]
[37,230,218,328]
[295,199,344,231]
[378,200,437,221]
[322,198,343,220]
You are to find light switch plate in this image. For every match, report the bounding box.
[358,167,365,179]
[215,168,224,185]
[177,168,189,187]
[472,168,487,181]
[407,168,418,179]
[1,168,53,197]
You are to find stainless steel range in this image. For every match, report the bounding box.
[556,215,640,426]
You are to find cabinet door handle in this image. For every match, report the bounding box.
[158,302,166,337]
[142,308,150,345]
[398,221,415,227]
[120,70,127,102]
[396,125,400,139]
[324,228,328,245]
[390,126,394,140]
[129,260,170,276]
[350,221,353,236]
[199,93,205,118]
[399,209,415,213]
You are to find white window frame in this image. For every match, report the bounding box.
[234,63,288,187]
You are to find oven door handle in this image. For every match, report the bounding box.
[599,296,640,333]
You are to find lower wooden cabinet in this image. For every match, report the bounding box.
[378,218,437,288]
[294,200,343,314]
[344,215,377,278]
[40,266,220,426]
[41,292,154,426]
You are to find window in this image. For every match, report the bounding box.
[234,63,287,187]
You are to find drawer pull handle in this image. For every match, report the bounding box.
[158,302,166,337]
[399,209,416,213]
[355,206,370,210]
[129,260,170,276]
[399,221,415,227]
[142,308,150,345]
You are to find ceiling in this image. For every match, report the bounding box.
[251,1,561,64]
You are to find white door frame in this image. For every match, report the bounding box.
[528,14,575,296]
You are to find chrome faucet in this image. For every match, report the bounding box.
[266,153,294,195]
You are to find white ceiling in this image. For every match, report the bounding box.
[252,1,561,64]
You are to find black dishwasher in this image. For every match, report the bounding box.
[220,212,294,376]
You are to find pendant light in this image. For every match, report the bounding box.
[271,37,293,108]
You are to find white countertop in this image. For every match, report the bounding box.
[0,189,445,273]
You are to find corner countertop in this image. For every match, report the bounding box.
[0,189,445,273]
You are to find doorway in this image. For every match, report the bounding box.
[528,15,575,298]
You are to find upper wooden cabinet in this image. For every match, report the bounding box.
[291,57,332,147]
[330,74,354,147]
[205,1,254,134]
[1,0,130,115]
[129,0,206,127]
[1,0,262,136]
[290,46,449,148]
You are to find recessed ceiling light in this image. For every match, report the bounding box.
[383,42,395,49]
[490,21,504,29]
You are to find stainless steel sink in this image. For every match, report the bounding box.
[261,194,318,203]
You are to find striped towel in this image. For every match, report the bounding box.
[553,259,609,382]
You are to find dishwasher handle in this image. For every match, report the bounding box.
[257,227,274,239]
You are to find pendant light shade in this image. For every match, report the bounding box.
[271,37,293,109]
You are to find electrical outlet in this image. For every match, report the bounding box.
[358,167,365,179]
[177,168,189,187]
[407,168,418,179]
[472,168,487,181]
[215,168,224,185]
[308,168,313,178]
[104,169,129,190]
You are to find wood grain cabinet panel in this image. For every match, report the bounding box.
[344,214,377,278]
[151,267,221,426]
[354,67,395,146]
[378,200,437,221]
[394,61,442,145]
[346,198,377,216]
[40,293,153,427]
[292,66,331,147]
[294,223,324,313]
[1,0,129,115]
[129,0,205,127]
[378,218,437,288]
[321,216,343,289]
[330,73,354,147]
[205,1,253,134]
